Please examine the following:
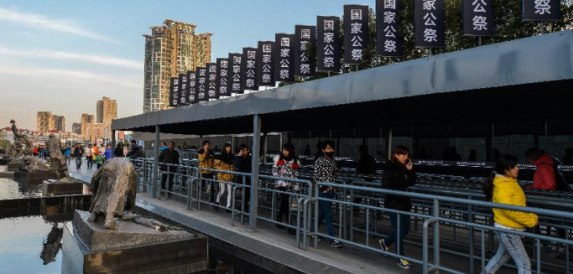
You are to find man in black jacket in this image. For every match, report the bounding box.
[235,144,252,215]
[379,145,416,270]
[127,140,143,159]
[159,141,180,196]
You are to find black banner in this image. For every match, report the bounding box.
[463,0,495,36]
[228,53,243,94]
[294,25,316,77]
[169,77,179,107]
[216,58,230,97]
[523,0,562,21]
[317,16,341,72]
[242,47,258,91]
[187,70,197,104]
[274,33,294,82]
[257,41,275,87]
[195,67,208,102]
[415,0,445,48]
[376,0,404,57]
[207,63,218,99]
[179,74,188,105]
[344,5,369,65]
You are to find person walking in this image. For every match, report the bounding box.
[313,140,342,248]
[482,154,538,274]
[214,143,234,209]
[127,140,143,159]
[159,141,180,197]
[114,143,124,157]
[525,147,557,190]
[354,145,377,214]
[104,144,113,160]
[379,145,416,269]
[73,144,84,170]
[235,144,252,216]
[198,140,216,202]
[272,143,300,228]
[86,144,93,170]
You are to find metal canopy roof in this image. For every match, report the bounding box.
[113,31,573,135]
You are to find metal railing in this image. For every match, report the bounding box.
[132,161,573,273]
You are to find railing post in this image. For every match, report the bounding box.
[468,197,475,274]
[152,125,160,198]
[433,199,440,273]
[248,114,261,232]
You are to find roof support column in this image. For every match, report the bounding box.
[111,130,116,149]
[262,132,268,165]
[152,125,161,198]
[248,114,261,232]
[386,129,393,160]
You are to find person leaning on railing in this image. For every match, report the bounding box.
[214,143,234,209]
[378,145,416,270]
[198,140,215,201]
[481,154,539,274]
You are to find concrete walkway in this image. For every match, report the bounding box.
[135,192,409,274]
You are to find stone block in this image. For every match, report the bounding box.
[14,170,59,182]
[42,180,84,196]
[62,211,208,274]
[7,162,20,172]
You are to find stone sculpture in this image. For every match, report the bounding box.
[8,119,33,159]
[46,134,68,179]
[88,158,137,230]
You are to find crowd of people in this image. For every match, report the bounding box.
[31,140,146,172]
[153,139,571,272]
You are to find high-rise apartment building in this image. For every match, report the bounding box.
[37,111,52,132]
[81,113,95,140]
[52,115,65,132]
[96,96,117,125]
[143,19,212,112]
[37,112,66,132]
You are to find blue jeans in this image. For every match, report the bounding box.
[484,231,531,274]
[384,212,410,255]
[318,191,335,240]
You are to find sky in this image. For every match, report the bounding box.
[0,0,376,131]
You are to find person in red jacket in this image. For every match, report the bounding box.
[525,147,556,190]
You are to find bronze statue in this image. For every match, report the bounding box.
[88,158,137,230]
[8,119,33,159]
[46,134,68,179]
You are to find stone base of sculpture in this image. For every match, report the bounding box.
[14,170,59,182]
[42,179,84,197]
[0,157,10,165]
[7,162,21,172]
[61,210,208,274]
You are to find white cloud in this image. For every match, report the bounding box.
[0,7,120,44]
[0,47,142,70]
[0,66,141,89]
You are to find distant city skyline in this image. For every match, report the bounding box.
[0,0,375,130]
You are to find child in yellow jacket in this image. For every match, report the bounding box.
[482,154,538,274]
